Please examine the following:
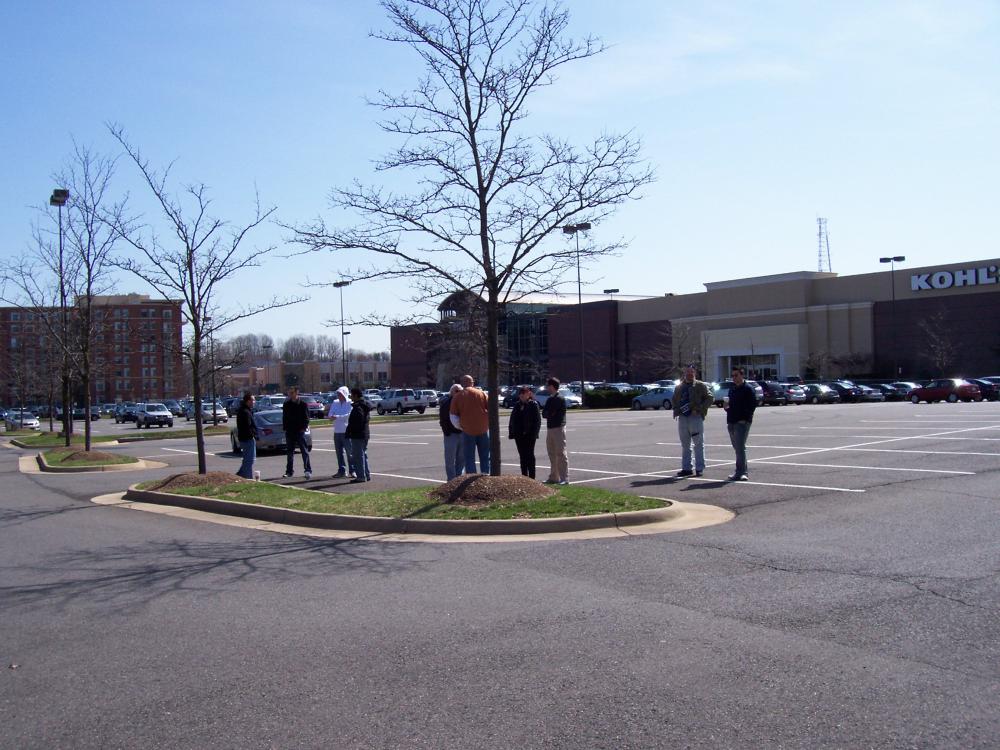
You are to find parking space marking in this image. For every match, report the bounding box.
[369,440,430,445]
[555,467,864,493]
[752,459,974,475]
[371,472,441,484]
[162,447,200,455]
[666,442,1000,458]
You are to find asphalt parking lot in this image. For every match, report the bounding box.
[91,400,1000,514]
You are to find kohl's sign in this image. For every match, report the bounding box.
[911,265,998,291]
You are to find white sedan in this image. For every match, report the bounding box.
[6,411,41,430]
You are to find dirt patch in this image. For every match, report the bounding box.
[58,450,121,463]
[429,474,556,506]
[144,472,250,492]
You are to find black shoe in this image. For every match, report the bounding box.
[676,469,693,477]
[695,470,703,477]
[727,474,740,482]
[350,478,366,484]
[333,471,346,478]
[283,472,293,478]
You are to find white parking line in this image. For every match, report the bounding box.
[371,472,442,484]
[162,447,199,455]
[562,468,864,493]
[368,440,430,445]
[752,460,974,475]
[667,442,1000,458]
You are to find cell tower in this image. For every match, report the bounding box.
[816,217,832,272]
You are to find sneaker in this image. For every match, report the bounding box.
[727,474,741,482]
[695,471,703,477]
[676,469,693,477]
[304,471,312,480]
[738,474,749,481]
[283,472,293,478]
[349,473,357,479]
[544,479,559,484]
[350,477,366,484]
[333,471,346,478]
[557,480,569,486]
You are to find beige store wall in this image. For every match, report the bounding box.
[698,324,806,380]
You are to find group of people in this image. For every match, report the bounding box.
[234,365,756,486]
[672,364,756,481]
[234,385,372,483]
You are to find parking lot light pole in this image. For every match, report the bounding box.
[50,189,70,438]
[603,289,619,381]
[333,280,351,387]
[563,222,591,392]
[879,255,905,377]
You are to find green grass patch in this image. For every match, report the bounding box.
[133,481,663,520]
[18,432,118,448]
[118,426,229,442]
[43,448,138,467]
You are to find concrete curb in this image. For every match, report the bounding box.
[34,453,166,473]
[123,485,685,535]
[10,438,120,449]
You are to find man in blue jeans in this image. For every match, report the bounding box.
[672,364,712,477]
[282,386,312,480]
[449,374,490,474]
[234,392,258,479]
[724,366,756,481]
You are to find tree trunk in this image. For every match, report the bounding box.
[192,337,206,475]
[81,372,92,452]
[486,292,501,476]
[61,368,71,447]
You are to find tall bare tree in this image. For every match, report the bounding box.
[1,144,126,449]
[108,125,304,474]
[291,0,653,473]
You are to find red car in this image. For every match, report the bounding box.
[907,379,983,404]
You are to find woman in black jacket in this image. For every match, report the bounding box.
[507,386,541,478]
[346,388,372,483]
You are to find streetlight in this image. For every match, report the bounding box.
[879,255,906,377]
[204,316,218,426]
[343,331,352,386]
[603,288,620,381]
[563,222,591,391]
[50,189,70,437]
[333,280,351,387]
[261,343,273,394]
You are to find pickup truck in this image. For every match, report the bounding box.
[376,388,428,415]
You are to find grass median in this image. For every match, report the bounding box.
[43,448,139,467]
[134,479,664,520]
[16,426,229,448]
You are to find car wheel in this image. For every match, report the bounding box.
[396,404,404,415]
[811,396,819,404]
[231,436,241,454]
[631,400,642,411]
[376,405,384,415]
[910,394,920,404]
[663,399,671,410]
[417,407,425,414]
[947,393,958,403]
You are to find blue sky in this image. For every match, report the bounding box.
[2,1,998,352]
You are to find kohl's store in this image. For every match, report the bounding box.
[614,257,1000,381]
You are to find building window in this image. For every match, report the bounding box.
[163,309,172,319]
[10,312,20,322]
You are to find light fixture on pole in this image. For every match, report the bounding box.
[563,222,591,392]
[50,189,70,437]
[333,280,351,387]
[879,255,906,377]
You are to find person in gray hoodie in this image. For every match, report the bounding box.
[327,385,354,478]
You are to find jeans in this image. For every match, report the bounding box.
[237,439,256,478]
[514,436,536,478]
[349,438,370,480]
[462,432,490,474]
[285,431,312,475]
[545,425,568,482]
[677,415,705,472]
[443,432,464,481]
[728,421,751,476]
[333,431,352,474]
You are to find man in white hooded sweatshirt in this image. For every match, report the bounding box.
[327,386,354,478]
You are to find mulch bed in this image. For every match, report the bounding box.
[429,474,555,506]
[57,450,121,463]
[144,472,250,492]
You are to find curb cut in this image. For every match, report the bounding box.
[123,485,684,535]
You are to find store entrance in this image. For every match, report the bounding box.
[725,354,779,382]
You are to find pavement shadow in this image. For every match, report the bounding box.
[0,534,424,615]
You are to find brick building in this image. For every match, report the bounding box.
[1,293,184,407]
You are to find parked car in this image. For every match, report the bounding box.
[378,388,427,415]
[136,402,175,428]
[535,387,583,409]
[783,383,807,404]
[230,409,313,454]
[874,384,906,401]
[114,402,140,423]
[968,378,999,401]
[163,399,185,417]
[5,411,40,430]
[363,392,383,409]
[254,394,286,412]
[418,389,439,408]
[299,394,327,419]
[857,384,886,402]
[90,406,102,420]
[630,385,676,411]
[801,383,841,404]
[186,400,229,422]
[907,379,983,404]
[760,381,789,406]
[744,380,765,406]
[825,380,864,403]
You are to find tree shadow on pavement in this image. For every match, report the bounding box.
[0,534,425,615]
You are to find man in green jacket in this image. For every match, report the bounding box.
[672,364,713,477]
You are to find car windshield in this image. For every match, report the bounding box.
[146,404,169,413]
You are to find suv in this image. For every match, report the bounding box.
[114,402,139,423]
[378,389,426,415]
[136,402,174,428]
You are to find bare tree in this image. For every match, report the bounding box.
[291,0,652,473]
[281,334,317,362]
[919,311,957,376]
[108,125,304,474]
[1,144,126,449]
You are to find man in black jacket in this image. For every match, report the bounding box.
[508,386,541,478]
[235,392,258,479]
[439,383,464,481]
[724,367,756,481]
[542,378,568,484]
[282,386,312,479]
